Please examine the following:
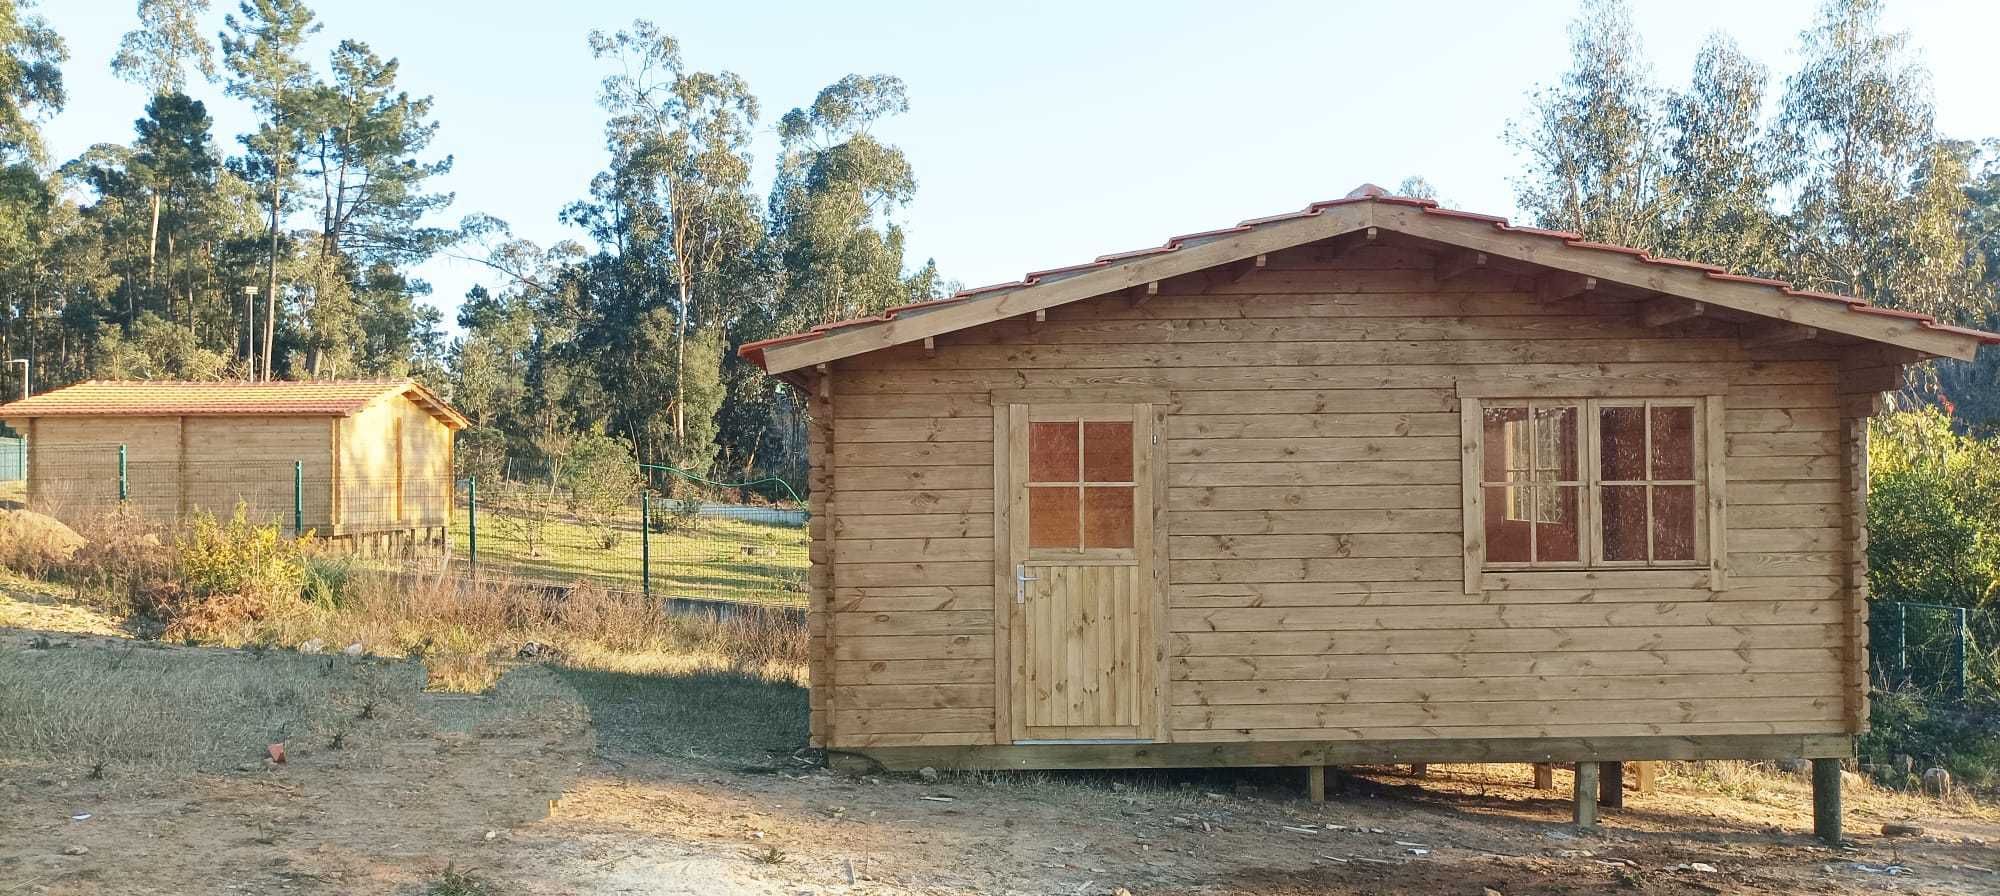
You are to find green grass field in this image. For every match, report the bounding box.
[448,503,808,607]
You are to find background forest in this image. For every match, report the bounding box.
[0,0,1996,489]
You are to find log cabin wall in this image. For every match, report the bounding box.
[817,242,1853,751]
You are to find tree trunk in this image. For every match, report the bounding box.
[674,267,689,441]
[264,156,283,382]
[146,190,162,298]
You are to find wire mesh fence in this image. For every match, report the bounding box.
[8,441,808,608]
[456,470,808,607]
[1869,600,1997,700]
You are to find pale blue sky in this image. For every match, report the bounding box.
[35,0,2000,333]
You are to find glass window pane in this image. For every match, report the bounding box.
[1082,486,1134,549]
[1029,422,1079,483]
[1081,422,1133,482]
[1653,485,1698,561]
[1028,486,1079,548]
[1483,485,1532,562]
[1601,484,1648,561]
[1534,405,1579,480]
[1650,406,1696,480]
[1600,405,1646,481]
[1482,404,1530,483]
[1537,485,1582,562]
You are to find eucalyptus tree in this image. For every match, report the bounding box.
[568,20,761,469]
[112,0,218,295]
[0,0,62,164]
[1505,0,1668,249]
[1659,34,1783,275]
[221,0,317,380]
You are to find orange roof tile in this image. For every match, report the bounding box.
[0,380,468,429]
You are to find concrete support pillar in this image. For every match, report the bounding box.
[1812,758,1843,843]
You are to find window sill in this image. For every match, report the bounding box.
[1477,566,1717,592]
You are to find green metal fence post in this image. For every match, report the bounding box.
[466,476,478,572]
[117,444,128,501]
[293,460,304,536]
[641,491,652,600]
[1956,606,1970,698]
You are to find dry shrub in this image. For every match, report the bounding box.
[0,509,85,576]
[61,505,173,616]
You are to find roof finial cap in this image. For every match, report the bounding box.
[1345,183,1389,199]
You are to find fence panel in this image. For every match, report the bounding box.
[1868,600,1996,699]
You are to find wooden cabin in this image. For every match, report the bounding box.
[0,379,467,548]
[739,185,1998,839]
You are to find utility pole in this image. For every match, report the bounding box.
[242,285,259,378]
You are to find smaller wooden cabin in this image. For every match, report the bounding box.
[0,380,467,546]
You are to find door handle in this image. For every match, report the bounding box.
[1015,564,1038,604]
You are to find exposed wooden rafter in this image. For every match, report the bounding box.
[1128,280,1162,307]
[1435,249,1487,282]
[922,336,935,358]
[1744,322,1818,349]
[1641,298,1706,328]
[1536,272,1597,305]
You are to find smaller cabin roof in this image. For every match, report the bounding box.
[0,379,469,430]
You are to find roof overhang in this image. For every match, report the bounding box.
[740,192,1996,375]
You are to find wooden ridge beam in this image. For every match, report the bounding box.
[1536,272,1597,305]
[1435,249,1487,282]
[1641,298,1705,328]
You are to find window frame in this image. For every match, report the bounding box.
[1458,380,1728,594]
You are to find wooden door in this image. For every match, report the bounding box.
[998,401,1161,742]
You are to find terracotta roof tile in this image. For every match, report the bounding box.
[0,380,468,429]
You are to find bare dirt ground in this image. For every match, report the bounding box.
[4,624,1998,895]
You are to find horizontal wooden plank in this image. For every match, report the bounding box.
[1170,436,1459,463]
[1730,503,1842,529]
[1176,672,1841,706]
[1170,460,1460,488]
[1170,413,1459,439]
[1171,647,1844,681]
[1480,569,1712,591]
[1168,508,1461,535]
[833,658,995,685]
[1729,552,1841,578]
[829,684,995,710]
[1729,527,1843,553]
[850,732,1854,769]
[1169,533,1460,560]
[833,561,990,588]
[836,466,991,491]
[833,610,992,637]
[1170,696,1842,730]
[838,417,994,442]
[1174,557,1458,584]
[1169,600,1836,633]
[1729,456,1840,481]
[1170,623,1839,656]
[831,634,993,661]
[835,537,993,563]
[1166,720,1846,743]
[1170,485,1461,511]
[832,708,994,735]
[1170,581,1841,607]
[832,585,992,613]
[834,441,988,467]
[832,490,994,515]
[834,513,989,539]
[1173,389,1457,415]
[832,732,997,748]
[1725,431,1838,457]
[835,361,1831,395]
[1726,408,1839,433]
[885,337,1762,370]
[1732,481,1843,505]
[833,394,991,418]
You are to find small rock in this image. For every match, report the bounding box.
[298,639,325,655]
[1922,767,1953,798]
[61,845,88,856]
[1690,862,1718,873]
[916,766,940,784]
[342,643,364,657]
[1484,889,1504,896]
[267,743,286,764]
[1882,822,1925,838]
[484,830,499,841]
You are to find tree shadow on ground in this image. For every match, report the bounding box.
[550,664,807,771]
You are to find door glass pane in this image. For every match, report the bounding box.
[1601,484,1648,561]
[1028,486,1079,548]
[1600,405,1646,481]
[1482,404,1529,482]
[1650,406,1696,480]
[1534,405,1579,480]
[1029,422,1079,483]
[1483,485,1532,562]
[1653,485,1697,561]
[1081,421,1134,482]
[1537,485,1582,562]
[1082,486,1134,549]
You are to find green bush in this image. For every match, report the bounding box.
[1869,409,2000,607]
[145,505,311,638]
[1862,687,2000,789]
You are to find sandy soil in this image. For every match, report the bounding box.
[3,628,1997,895]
